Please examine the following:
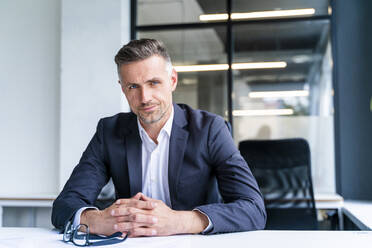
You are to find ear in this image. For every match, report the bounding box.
[170,68,178,92]
[119,80,126,94]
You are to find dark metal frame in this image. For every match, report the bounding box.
[130,0,331,134]
[330,0,342,196]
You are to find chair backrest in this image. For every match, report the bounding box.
[239,138,317,230]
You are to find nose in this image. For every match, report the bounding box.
[140,87,151,103]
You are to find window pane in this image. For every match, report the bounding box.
[137,0,226,25]
[138,28,228,118]
[232,20,335,193]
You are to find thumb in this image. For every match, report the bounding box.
[132,192,144,200]
[139,194,152,201]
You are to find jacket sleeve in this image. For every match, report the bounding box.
[195,116,266,234]
[51,119,109,230]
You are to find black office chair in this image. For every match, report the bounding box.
[239,138,318,230]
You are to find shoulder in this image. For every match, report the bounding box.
[99,112,135,125]
[175,103,227,132]
[176,104,224,123]
[96,112,136,136]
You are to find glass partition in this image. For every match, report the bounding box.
[139,28,228,117]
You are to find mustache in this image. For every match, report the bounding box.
[139,102,159,109]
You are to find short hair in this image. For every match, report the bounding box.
[114,38,172,76]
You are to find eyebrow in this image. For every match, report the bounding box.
[125,77,162,85]
[146,77,162,83]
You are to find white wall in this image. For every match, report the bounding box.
[0,0,130,196]
[0,0,130,227]
[0,0,61,196]
[59,0,130,189]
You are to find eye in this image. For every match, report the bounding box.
[150,81,159,86]
[128,84,138,89]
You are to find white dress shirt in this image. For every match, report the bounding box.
[137,107,173,208]
[73,106,212,232]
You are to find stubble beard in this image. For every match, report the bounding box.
[138,103,170,125]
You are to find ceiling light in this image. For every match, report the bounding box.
[199,8,315,21]
[174,64,229,72]
[233,109,294,116]
[232,62,287,69]
[174,62,286,72]
[199,13,229,21]
[249,90,309,98]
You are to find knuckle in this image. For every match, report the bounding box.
[132,213,138,221]
[127,207,134,214]
[131,228,139,236]
[127,222,133,229]
[148,228,156,236]
[116,223,124,231]
[134,201,141,208]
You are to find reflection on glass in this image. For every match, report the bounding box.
[137,0,226,25]
[232,21,331,119]
[232,20,335,194]
[138,28,228,118]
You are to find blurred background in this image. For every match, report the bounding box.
[0,0,371,230]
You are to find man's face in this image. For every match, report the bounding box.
[119,55,177,125]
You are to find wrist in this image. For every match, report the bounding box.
[177,210,208,234]
[80,209,101,234]
[191,210,209,233]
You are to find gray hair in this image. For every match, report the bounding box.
[114,38,172,77]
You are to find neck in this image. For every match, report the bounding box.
[140,105,172,143]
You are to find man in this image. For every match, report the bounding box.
[52,39,266,237]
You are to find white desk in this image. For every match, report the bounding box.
[315,193,344,229]
[0,193,344,228]
[0,228,371,248]
[343,200,372,230]
[315,193,344,209]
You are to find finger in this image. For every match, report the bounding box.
[130,227,157,237]
[115,198,155,209]
[115,215,131,223]
[115,198,132,205]
[129,213,158,224]
[139,194,157,203]
[115,196,143,205]
[113,222,145,233]
[132,192,144,200]
[111,206,143,216]
[128,199,156,209]
[115,213,157,225]
[139,194,152,201]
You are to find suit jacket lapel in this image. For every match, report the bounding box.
[168,104,189,208]
[121,113,143,197]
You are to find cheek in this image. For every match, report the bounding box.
[124,92,138,106]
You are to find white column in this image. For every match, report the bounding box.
[0,0,60,196]
[59,0,130,189]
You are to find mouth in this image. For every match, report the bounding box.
[140,105,157,112]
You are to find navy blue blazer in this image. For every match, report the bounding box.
[52,104,266,234]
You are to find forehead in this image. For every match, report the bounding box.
[119,55,169,84]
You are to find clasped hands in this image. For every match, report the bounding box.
[81,192,208,237]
